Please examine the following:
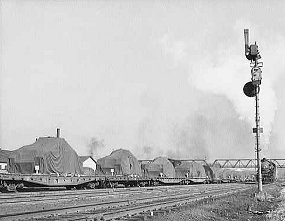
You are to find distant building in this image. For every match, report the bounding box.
[0,162,7,171]
[79,156,97,175]
[0,149,11,172]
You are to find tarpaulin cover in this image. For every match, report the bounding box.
[0,149,11,163]
[14,162,35,174]
[97,149,141,176]
[145,157,175,178]
[9,137,82,175]
[203,165,215,179]
[142,162,163,178]
[174,161,207,178]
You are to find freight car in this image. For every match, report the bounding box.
[1,162,275,192]
[0,135,211,192]
[0,159,277,192]
[0,172,210,192]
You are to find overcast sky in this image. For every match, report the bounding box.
[1,0,285,161]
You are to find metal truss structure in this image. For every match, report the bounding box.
[139,159,285,168]
[211,159,257,168]
[211,159,285,168]
[139,159,209,166]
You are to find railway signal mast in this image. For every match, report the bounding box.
[243,29,263,193]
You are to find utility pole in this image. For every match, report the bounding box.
[243,29,263,193]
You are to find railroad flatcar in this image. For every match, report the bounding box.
[0,136,211,191]
[0,172,210,192]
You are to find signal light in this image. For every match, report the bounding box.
[243,81,260,97]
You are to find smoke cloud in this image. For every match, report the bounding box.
[134,87,254,161]
[268,74,285,158]
[88,137,105,159]
[3,1,285,162]
[188,29,285,157]
[133,23,285,161]
[85,25,285,161]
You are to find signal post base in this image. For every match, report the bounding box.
[255,191,267,202]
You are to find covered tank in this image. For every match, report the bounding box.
[97,149,141,176]
[8,137,82,175]
[144,157,175,178]
[0,149,11,164]
[174,161,207,178]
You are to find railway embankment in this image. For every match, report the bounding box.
[153,182,283,221]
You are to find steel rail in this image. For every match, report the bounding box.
[0,184,211,203]
[0,184,253,221]
[44,184,253,221]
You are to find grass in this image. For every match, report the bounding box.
[155,183,283,221]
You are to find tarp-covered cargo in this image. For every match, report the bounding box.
[141,162,163,178]
[97,149,141,176]
[8,137,82,175]
[0,149,11,163]
[0,149,11,171]
[174,161,207,178]
[144,157,176,178]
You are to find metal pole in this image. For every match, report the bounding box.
[255,59,262,192]
[243,29,263,193]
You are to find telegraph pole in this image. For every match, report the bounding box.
[243,29,263,193]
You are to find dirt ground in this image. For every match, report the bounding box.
[154,183,284,221]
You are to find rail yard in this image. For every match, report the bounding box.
[0,183,256,221]
[0,21,281,221]
[2,0,285,220]
[0,130,281,221]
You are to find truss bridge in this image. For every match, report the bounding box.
[211,159,285,168]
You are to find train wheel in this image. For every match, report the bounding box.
[6,184,17,192]
[87,182,96,189]
[66,186,76,190]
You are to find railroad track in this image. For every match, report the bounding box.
[0,189,144,204]
[0,185,213,214]
[0,185,200,204]
[0,183,253,221]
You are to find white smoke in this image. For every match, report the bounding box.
[160,22,285,157]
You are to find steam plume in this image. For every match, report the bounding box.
[88,137,105,159]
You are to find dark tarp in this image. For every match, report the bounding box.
[8,158,15,173]
[8,137,82,175]
[82,167,96,175]
[14,162,35,174]
[97,149,141,176]
[174,161,206,178]
[203,165,215,179]
[0,149,12,163]
[142,162,163,178]
[144,157,176,178]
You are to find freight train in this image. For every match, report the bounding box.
[0,159,277,192]
[0,132,277,192]
[0,135,213,192]
[0,172,210,192]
